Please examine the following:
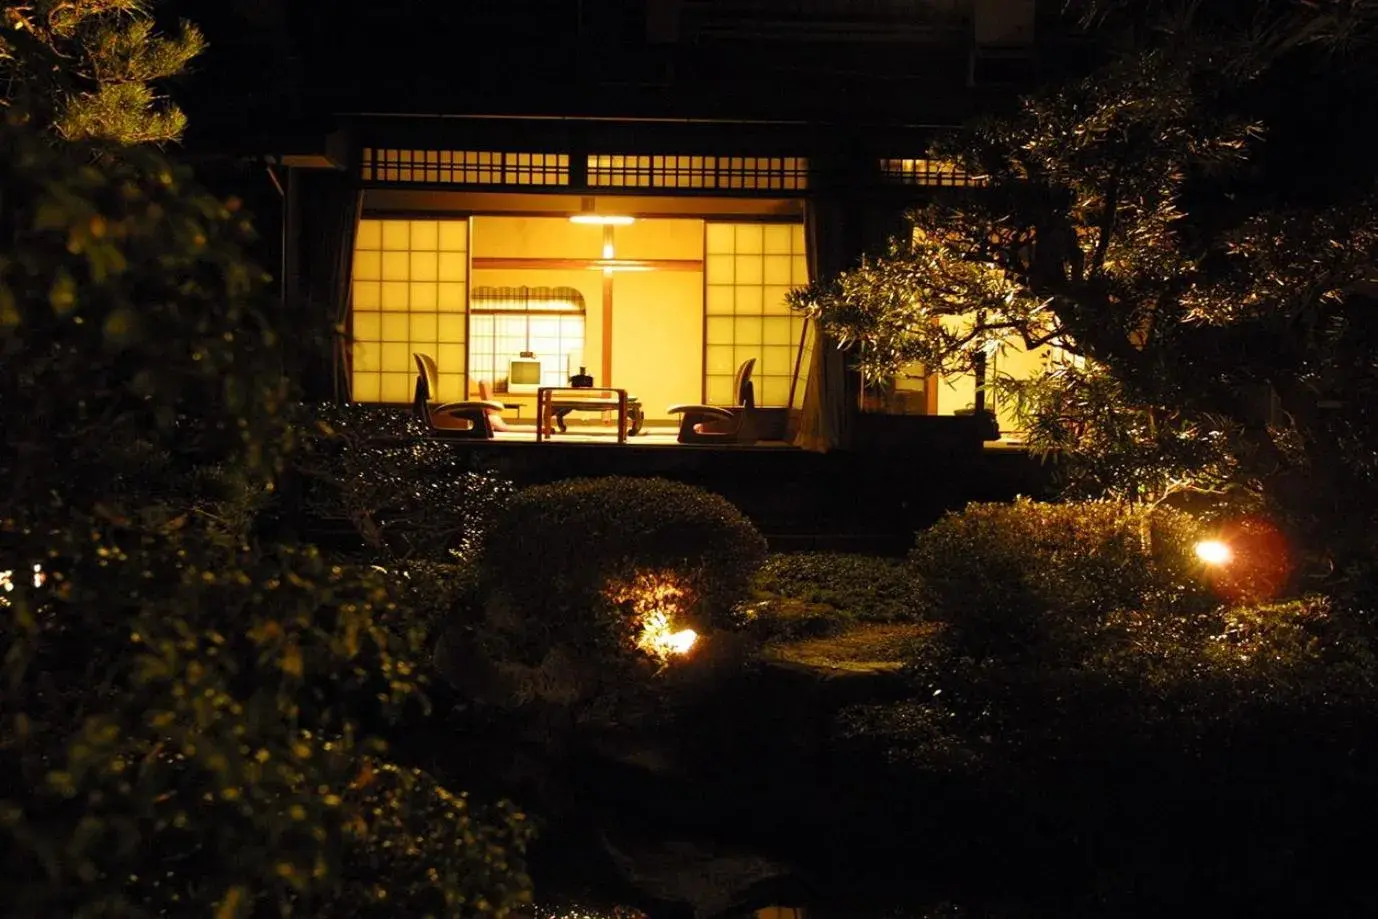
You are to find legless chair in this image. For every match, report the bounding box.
[412,352,507,440]
[667,358,758,444]
[475,380,511,432]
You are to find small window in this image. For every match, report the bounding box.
[360,148,569,186]
[469,286,587,392]
[588,154,808,191]
[878,158,982,187]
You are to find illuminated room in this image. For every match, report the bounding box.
[346,188,1058,444]
[347,192,815,439]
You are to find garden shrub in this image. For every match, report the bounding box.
[477,477,767,662]
[848,592,1378,778]
[0,116,531,917]
[738,596,851,643]
[378,559,486,646]
[295,402,516,563]
[1199,595,1378,693]
[910,498,1213,657]
[752,552,926,623]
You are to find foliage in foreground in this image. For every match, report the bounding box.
[294,402,516,564]
[844,499,1377,774]
[0,116,530,916]
[910,499,1213,658]
[0,0,205,144]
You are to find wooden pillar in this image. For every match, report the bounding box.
[601,225,614,384]
[973,349,987,414]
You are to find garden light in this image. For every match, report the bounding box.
[605,571,701,663]
[1195,539,1233,565]
[635,609,699,661]
[666,628,699,655]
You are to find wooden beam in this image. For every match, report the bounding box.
[472,257,703,271]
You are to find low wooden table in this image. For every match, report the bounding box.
[535,387,632,443]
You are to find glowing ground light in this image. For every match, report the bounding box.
[1195,540,1233,565]
[635,610,699,661]
[666,628,699,655]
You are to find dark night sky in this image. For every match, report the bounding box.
[165,0,1377,210]
[170,0,991,143]
[173,1,667,121]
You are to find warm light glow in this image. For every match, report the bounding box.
[570,214,635,226]
[1195,540,1233,565]
[605,571,700,664]
[0,564,44,591]
[587,260,654,272]
[635,610,699,660]
[668,628,698,654]
[1,564,46,607]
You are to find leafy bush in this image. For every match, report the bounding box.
[3,547,532,918]
[379,559,486,646]
[477,477,767,662]
[295,403,516,563]
[910,498,1213,658]
[847,593,1378,775]
[738,597,849,643]
[0,116,530,917]
[753,553,925,620]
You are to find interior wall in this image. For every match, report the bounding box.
[471,216,603,259]
[468,216,706,418]
[935,370,978,416]
[991,339,1055,434]
[612,218,704,261]
[612,271,705,419]
[932,323,1060,437]
[609,218,705,417]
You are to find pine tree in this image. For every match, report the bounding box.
[0,1,204,145]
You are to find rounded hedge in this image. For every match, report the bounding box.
[477,477,767,659]
[910,498,1215,658]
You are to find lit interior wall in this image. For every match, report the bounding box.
[991,338,1056,434]
[610,219,705,419]
[614,217,704,261]
[613,271,704,419]
[932,312,1061,435]
[469,217,605,395]
[935,369,980,416]
[705,222,811,406]
[471,215,602,260]
[351,218,468,403]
